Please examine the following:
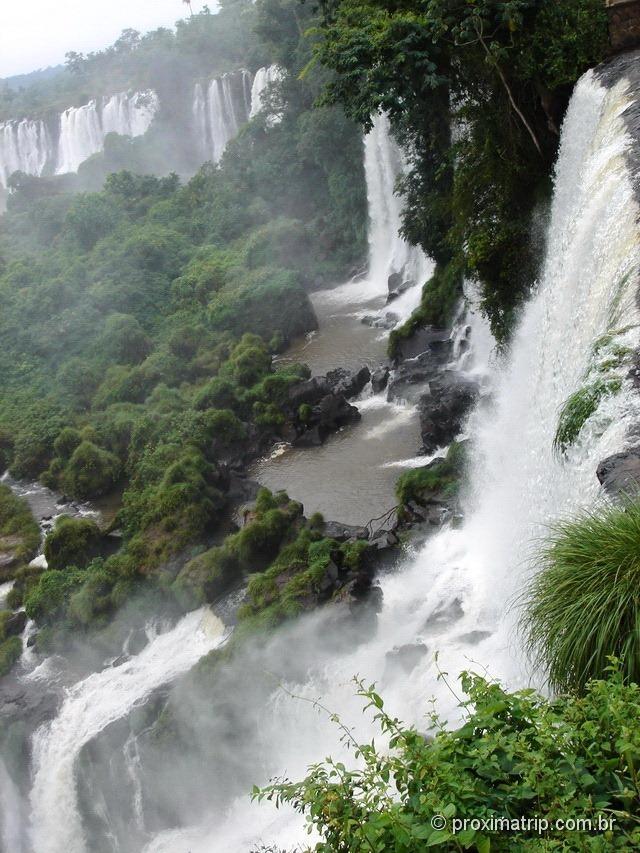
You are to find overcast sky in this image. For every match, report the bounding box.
[0,1,200,78]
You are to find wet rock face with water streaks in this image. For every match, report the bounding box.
[419,375,480,454]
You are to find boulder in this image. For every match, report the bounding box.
[387,271,404,292]
[287,376,331,409]
[392,326,452,363]
[361,313,398,330]
[325,366,371,399]
[386,350,441,401]
[418,374,479,453]
[371,367,390,394]
[596,449,640,496]
[4,611,27,638]
[323,521,368,542]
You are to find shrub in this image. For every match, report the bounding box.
[0,484,40,563]
[255,667,640,850]
[44,516,102,571]
[24,567,85,624]
[522,501,640,692]
[388,262,463,360]
[0,636,22,677]
[61,440,121,499]
[396,441,466,506]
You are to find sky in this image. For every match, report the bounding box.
[0,0,198,78]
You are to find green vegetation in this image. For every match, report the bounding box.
[522,501,640,693]
[0,0,368,640]
[396,442,466,507]
[256,666,640,850]
[0,4,265,121]
[43,516,102,571]
[554,378,622,454]
[388,262,463,359]
[174,487,370,631]
[0,637,22,678]
[0,484,40,579]
[312,0,608,342]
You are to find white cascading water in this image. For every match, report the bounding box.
[0,91,157,188]
[56,91,158,174]
[12,67,640,853]
[28,610,226,853]
[364,113,433,307]
[193,70,253,163]
[141,68,640,852]
[249,64,284,123]
[0,119,53,187]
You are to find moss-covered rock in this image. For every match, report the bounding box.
[396,441,467,509]
[44,516,102,571]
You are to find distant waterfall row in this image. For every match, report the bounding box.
[192,65,283,163]
[0,65,283,190]
[0,91,158,187]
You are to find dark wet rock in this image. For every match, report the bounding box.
[287,376,331,409]
[326,366,371,399]
[386,642,429,673]
[387,351,441,400]
[369,530,399,550]
[315,394,360,433]
[361,313,398,330]
[392,326,452,363]
[418,374,479,453]
[424,597,464,632]
[226,471,261,504]
[597,449,640,496]
[323,521,368,542]
[294,425,323,447]
[388,272,403,292]
[371,366,390,394]
[457,630,492,645]
[4,611,27,638]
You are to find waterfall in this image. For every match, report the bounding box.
[140,68,640,852]
[14,64,640,853]
[249,65,284,123]
[364,114,433,310]
[0,90,157,188]
[56,90,157,174]
[0,119,52,187]
[28,610,226,853]
[193,69,253,164]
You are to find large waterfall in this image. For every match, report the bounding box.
[0,91,157,187]
[4,65,640,853]
[1,66,281,192]
[144,67,640,851]
[56,91,158,175]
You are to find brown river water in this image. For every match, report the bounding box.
[251,278,429,526]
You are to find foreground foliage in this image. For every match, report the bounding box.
[256,667,640,851]
[522,501,640,693]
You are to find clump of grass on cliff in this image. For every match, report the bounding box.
[553,377,622,454]
[522,500,640,692]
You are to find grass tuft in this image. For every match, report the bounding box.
[553,378,621,455]
[521,500,640,693]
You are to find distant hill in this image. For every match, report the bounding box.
[2,65,65,90]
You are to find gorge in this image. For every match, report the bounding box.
[1,2,640,851]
